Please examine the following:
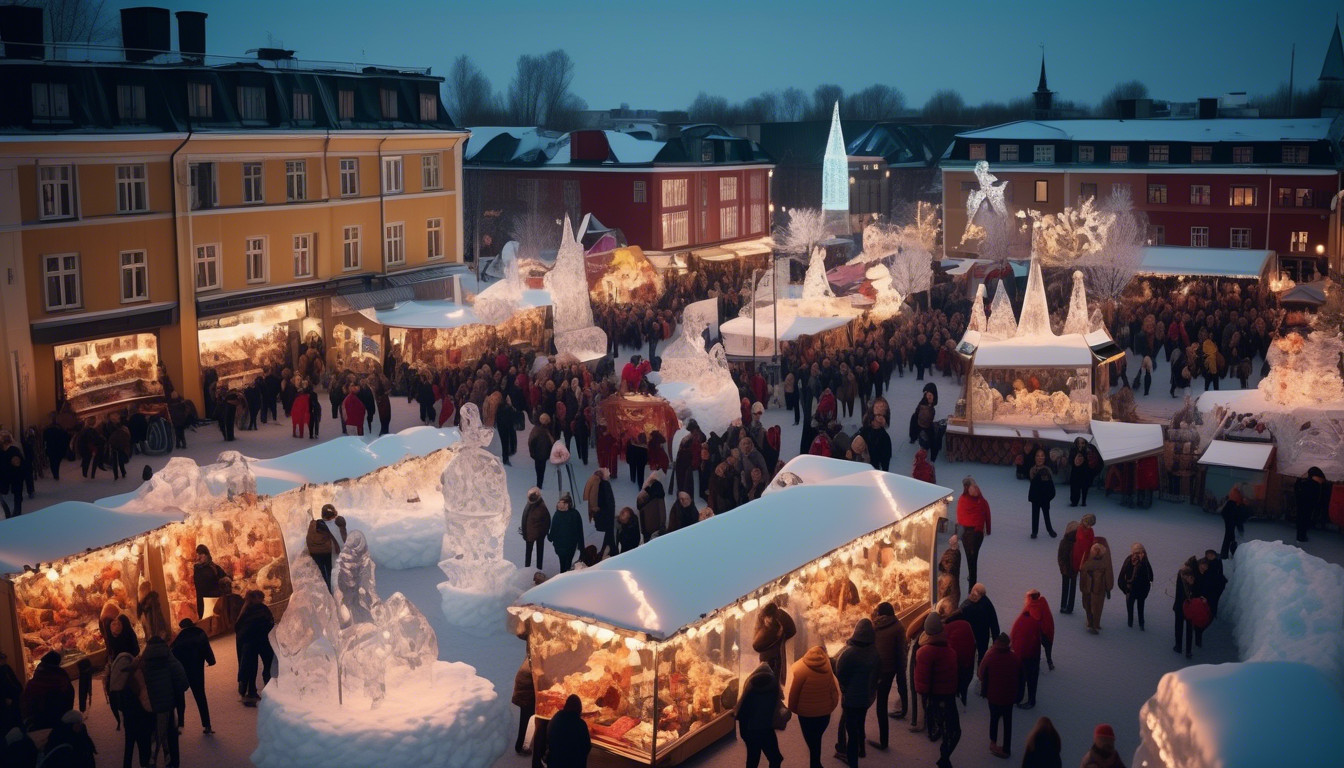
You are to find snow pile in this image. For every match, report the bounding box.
[1224,539,1344,689]
[1259,330,1344,406]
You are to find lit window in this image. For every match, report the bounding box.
[1034,180,1048,203]
[1147,184,1167,204]
[421,154,441,190]
[720,205,738,238]
[38,165,75,220]
[1190,184,1211,205]
[661,178,687,208]
[750,173,765,200]
[238,86,266,121]
[1190,227,1209,248]
[31,83,70,121]
[338,90,355,120]
[342,226,361,270]
[1277,187,1293,207]
[119,251,147,303]
[1110,145,1129,163]
[1289,231,1309,253]
[1033,145,1054,164]
[381,156,403,194]
[633,180,647,203]
[426,218,443,259]
[380,88,398,119]
[661,210,689,248]
[43,254,81,310]
[339,158,358,197]
[1295,188,1314,207]
[1148,145,1169,164]
[194,244,219,291]
[245,236,267,283]
[1229,186,1257,206]
[292,91,313,121]
[1232,146,1253,164]
[419,93,437,121]
[286,160,307,202]
[187,83,211,119]
[1281,145,1309,164]
[1191,145,1212,163]
[1230,228,1251,249]
[720,176,738,201]
[242,162,263,204]
[383,222,405,266]
[116,164,148,213]
[1077,146,1094,163]
[968,143,986,161]
[999,145,1018,162]
[292,233,314,277]
[117,84,146,121]
[750,203,764,233]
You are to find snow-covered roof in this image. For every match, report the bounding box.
[1278,280,1328,306]
[0,502,180,575]
[955,118,1337,144]
[719,314,853,356]
[972,334,1094,368]
[1199,439,1275,470]
[358,293,551,329]
[601,130,665,164]
[514,457,952,640]
[1138,247,1273,279]
[462,126,557,162]
[1089,420,1164,463]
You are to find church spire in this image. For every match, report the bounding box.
[1033,50,1054,117]
[1036,54,1049,94]
[1320,17,1344,82]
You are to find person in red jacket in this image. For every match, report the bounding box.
[291,390,310,438]
[1009,590,1055,710]
[914,612,961,768]
[956,476,991,592]
[1071,513,1097,608]
[912,449,936,484]
[977,633,1022,759]
[937,598,977,706]
[341,385,366,436]
[808,431,833,457]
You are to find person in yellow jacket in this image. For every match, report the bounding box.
[1200,338,1222,392]
[787,645,841,768]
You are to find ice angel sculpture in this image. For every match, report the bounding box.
[802,246,835,300]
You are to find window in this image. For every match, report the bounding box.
[1191,145,1212,163]
[1034,180,1048,203]
[119,251,147,303]
[43,254,80,310]
[661,210,689,248]
[1109,145,1129,163]
[968,143,986,161]
[1281,145,1309,164]
[1277,187,1294,206]
[38,165,75,220]
[244,237,267,283]
[117,84,145,121]
[421,154,441,190]
[116,164,148,213]
[700,143,714,163]
[342,226,361,270]
[750,173,764,200]
[750,203,764,233]
[338,90,355,120]
[380,88,398,119]
[292,233,314,277]
[285,160,306,202]
[1190,227,1209,248]
[31,83,70,121]
[1149,225,1165,245]
[381,156,403,194]
[1033,145,1054,164]
[1295,188,1314,208]
[1190,184,1211,205]
[419,93,437,121]
[632,180,647,203]
[383,223,405,266]
[292,91,312,121]
[1229,186,1257,206]
[1232,146,1253,164]
[661,178,687,208]
[998,144,1018,162]
[426,218,443,259]
[339,158,358,197]
[187,83,211,118]
[237,86,266,121]
[1230,228,1252,249]
[1079,182,1098,201]
[720,176,738,201]
[193,244,219,291]
[1147,183,1167,204]
[242,162,264,204]
[1077,145,1095,163]
[720,205,738,238]
[189,163,215,210]
[1290,231,1309,253]
[1148,144,1169,164]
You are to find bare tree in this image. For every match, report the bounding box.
[844,84,906,120]
[809,84,845,120]
[538,50,581,129]
[509,210,560,264]
[779,87,807,121]
[1082,188,1146,313]
[21,0,115,44]
[922,89,966,123]
[506,53,546,125]
[1097,80,1149,117]
[688,92,732,123]
[445,55,497,126]
[773,207,829,263]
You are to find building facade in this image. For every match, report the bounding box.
[0,9,464,432]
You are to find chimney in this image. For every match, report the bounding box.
[175,11,206,64]
[1197,98,1219,119]
[0,5,44,60]
[120,7,171,63]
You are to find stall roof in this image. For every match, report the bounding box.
[1138,246,1273,279]
[1089,421,1165,463]
[1278,280,1328,307]
[357,292,551,329]
[0,502,180,575]
[1199,439,1275,470]
[971,334,1094,367]
[515,457,952,639]
[720,314,853,357]
[721,237,776,257]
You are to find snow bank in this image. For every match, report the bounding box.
[252,660,509,768]
[341,490,447,570]
[1224,539,1344,690]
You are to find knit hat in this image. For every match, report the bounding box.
[875,601,895,617]
[923,612,944,636]
[1094,724,1115,741]
[527,487,541,501]
[752,402,765,415]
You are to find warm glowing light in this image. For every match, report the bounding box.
[595,627,615,644]
[531,611,544,624]
[45,568,58,582]
[624,636,642,652]
[822,101,848,213]
[1317,244,1326,255]
[741,598,759,612]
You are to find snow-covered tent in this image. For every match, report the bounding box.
[510,456,951,764]
[719,314,854,358]
[364,292,552,369]
[1138,246,1274,280]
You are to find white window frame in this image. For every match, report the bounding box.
[38,165,75,220]
[719,176,738,201]
[1077,145,1094,163]
[1290,231,1309,253]
[720,205,738,238]
[242,162,264,204]
[1281,145,1309,164]
[968,143,986,161]
[338,89,355,120]
[426,217,444,260]
[1191,145,1212,163]
[245,236,268,284]
[119,250,148,303]
[998,144,1019,162]
[194,243,220,291]
[292,91,313,122]
[1229,186,1257,207]
[1229,228,1251,249]
[1033,145,1054,164]
[292,233,314,278]
[31,82,71,121]
[661,210,689,248]
[285,160,307,202]
[237,86,266,121]
[1147,183,1167,205]
[1148,144,1169,164]
[1232,146,1253,164]
[381,156,404,194]
[1110,145,1129,163]
[633,180,647,203]
[421,154,441,190]
[116,164,148,213]
[116,84,146,121]
[187,82,211,119]
[43,253,81,310]
[1190,184,1211,205]
[1190,227,1209,248]
[383,222,406,266]
[342,226,362,270]
[339,158,359,197]
[661,178,687,208]
[380,88,398,119]
[1034,179,1048,203]
[1149,225,1165,246]
[419,93,437,121]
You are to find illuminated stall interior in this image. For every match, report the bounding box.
[511,456,950,765]
[359,298,550,371]
[54,333,164,414]
[197,300,317,390]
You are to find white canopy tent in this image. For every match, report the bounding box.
[358,292,552,330]
[719,314,853,358]
[0,503,180,575]
[1138,246,1274,280]
[1198,440,1275,471]
[969,334,1095,368]
[1089,420,1164,463]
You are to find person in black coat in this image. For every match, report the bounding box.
[1118,543,1154,630]
[547,494,584,573]
[1293,466,1327,543]
[497,396,518,465]
[593,470,617,556]
[171,618,216,733]
[415,375,437,424]
[1067,438,1090,507]
[42,416,71,482]
[263,368,282,422]
[615,507,641,554]
[191,545,228,621]
[1026,449,1057,538]
[234,590,275,704]
[244,378,263,430]
[1197,551,1227,617]
[959,584,1001,665]
[860,415,893,472]
[1219,486,1248,559]
[734,663,784,768]
[357,382,376,432]
[546,694,591,768]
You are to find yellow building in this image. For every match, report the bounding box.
[0,10,466,431]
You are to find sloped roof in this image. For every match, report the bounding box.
[955,118,1337,143]
[1321,22,1344,81]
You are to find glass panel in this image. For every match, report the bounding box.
[967,367,1092,427]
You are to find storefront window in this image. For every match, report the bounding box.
[55,333,163,413]
[967,367,1092,427]
[197,300,312,391]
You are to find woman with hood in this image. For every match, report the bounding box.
[1118,543,1154,629]
[546,694,591,768]
[647,430,670,473]
[547,493,584,573]
[752,603,797,685]
[911,449,936,484]
[834,618,880,768]
[955,476,991,591]
[615,507,641,554]
[1027,449,1058,539]
[1067,437,1091,507]
[788,645,840,768]
[1010,590,1055,709]
[666,490,699,534]
[734,663,784,768]
[636,471,667,542]
[1020,716,1064,768]
[869,602,907,746]
[519,489,550,570]
[1078,542,1115,634]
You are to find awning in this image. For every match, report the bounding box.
[1199,439,1275,471]
[971,334,1094,368]
[719,314,853,357]
[0,502,180,575]
[331,286,414,313]
[1089,421,1164,463]
[692,247,736,261]
[722,237,775,258]
[1278,280,1328,307]
[384,264,463,287]
[1086,329,1125,364]
[29,301,179,346]
[1139,247,1274,279]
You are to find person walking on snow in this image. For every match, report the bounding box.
[977,633,1022,760]
[960,583,1001,665]
[1010,590,1055,710]
[787,645,840,768]
[914,612,961,768]
[1027,449,1058,538]
[834,618,880,768]
[1117,543,1153,630]
[1057,521,1080,614]
[956,476,991,591]
[869,602,907,750]
[1078,541,1114,634]
[733,663,785,768]
[520,489,550,571]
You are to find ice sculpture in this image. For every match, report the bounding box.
[868,264,904,320]
[984,281,1017,340]
[473,247,524,326]
[270,554,340,699]
[1015,257,1053,338]
[438,404,523,634]
[1260,331,1344,406]
[802,246,835,300]
[963,161,1009,242]
[656,311,741,435]
[129,456,209,514]
[547,215,608,360]
[968,284,987,333]
[1063,271,1090,337]
[821,101,848,226]
[202,450,258,499]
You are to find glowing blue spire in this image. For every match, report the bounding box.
[822,101,848,214]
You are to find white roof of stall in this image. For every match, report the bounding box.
[358,293,551,329]
[1089,421,1164,463]
[720,314,852,356]
[1199,439,1274,470]
[515,456,952,639]
[0,502,181,575]
[972,334,1094,368]
[1138,247,1273,279]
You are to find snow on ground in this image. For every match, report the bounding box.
[27,347,1344,768]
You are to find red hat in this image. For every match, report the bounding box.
[1094,724,1115,740]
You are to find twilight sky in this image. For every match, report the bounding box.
[108,0,1340,113]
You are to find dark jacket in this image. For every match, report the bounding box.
[521,498,551,542]
[528,425,553,462]
[833,619,880,708]
[871,613,907,676]
[959,595,1001,655]
[594,480,616,533]
[546,703,592,768]
[139,638,188,714]
[20,657,73,730]
[170,623,216,677]
[511,662,534,709]
[751,609,796,672]
[38,720,96,768]
[192,559,228,602]
[976,643,1022,707]
[666,499,699,533]
[235,602,275,650]
[1118,555,1154,599]
[616,512,641,553]
[1027,464,1056,503]
[1058,521,1080,577]
[306,516,348,557]
[733,663,781,732]
[637,480,666,537]
[548,506,584,557]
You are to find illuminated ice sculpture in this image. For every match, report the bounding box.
[962,161,1009,242]
[821,101,849,234]
[546,215,608,361]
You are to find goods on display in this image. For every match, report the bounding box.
[55,333,163,412]
[198,301,313,390]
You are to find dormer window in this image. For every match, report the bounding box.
[238,86,266,121]
[32,83,71,122]
[117,85,146,122]
[293,91,313,122]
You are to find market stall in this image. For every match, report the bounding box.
[363,294,550,370]
[1090,421,1163,508]
[1196,440,1276,511]
[596,394,680,473]
[719,313,854,359]
[586,245,665,306]
[55,332,164,414]
[198,300,316,391]
[510,456,951,765]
